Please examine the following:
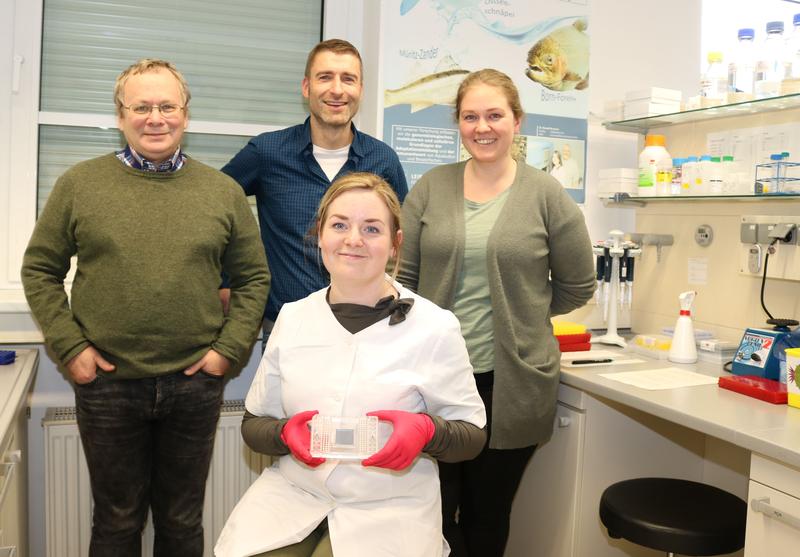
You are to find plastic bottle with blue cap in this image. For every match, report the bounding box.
[755,21,786,98]
[789,14,800,81]
[728,28,756,96]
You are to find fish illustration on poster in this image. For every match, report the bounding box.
[381,0,589,202]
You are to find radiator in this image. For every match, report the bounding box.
[43,401,272,557]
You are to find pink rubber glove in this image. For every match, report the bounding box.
[281,410,325,467]
[362,410,435,471]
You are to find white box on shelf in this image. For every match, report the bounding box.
[603,100,624,121]
[624,87,683,102]
[598,168,638,180]
[624,99,681,120]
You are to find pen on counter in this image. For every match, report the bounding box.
[570,358,613,365]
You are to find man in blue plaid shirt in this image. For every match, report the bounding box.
[222,39,407,341]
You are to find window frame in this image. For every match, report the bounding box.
[0,0,365,336]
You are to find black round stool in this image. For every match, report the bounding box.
[599,478,747,556]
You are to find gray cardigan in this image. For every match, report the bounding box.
[398,160,595,449]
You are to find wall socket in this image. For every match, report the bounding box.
[739,215,800,281]
[695,224,713,247]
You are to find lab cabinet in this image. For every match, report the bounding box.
[506,383,739,557]
[0,350,36,557]
[745,454,800,555]
[505,394,586,557]
[0,391,28,557]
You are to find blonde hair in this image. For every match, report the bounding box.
[304,38,363,80]
[114,59,191,117]
[454,68,524,123]
[314,172,403,279]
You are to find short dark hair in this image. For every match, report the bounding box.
[304,39,363,80]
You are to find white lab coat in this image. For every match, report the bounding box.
[215,282,486,557]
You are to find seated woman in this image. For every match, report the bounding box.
[215,172,487,557]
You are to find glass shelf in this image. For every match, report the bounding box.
[604,192,800,206]
[603,93,800,133]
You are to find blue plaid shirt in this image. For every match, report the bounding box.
[116,145,186,172]
[222,117,408,321]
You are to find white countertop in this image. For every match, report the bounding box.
[560,348,800,470]
[0,349,38,444]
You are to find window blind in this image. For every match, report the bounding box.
[40,0,322,125]
[37,0,322,215]
[38,126,253,215]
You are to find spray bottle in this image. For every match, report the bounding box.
[668,291,698,364]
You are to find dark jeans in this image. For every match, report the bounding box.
[439,372,537,557]
[74,370,225,557]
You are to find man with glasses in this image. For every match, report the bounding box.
[221,39,408,343]
[22,58,269,556]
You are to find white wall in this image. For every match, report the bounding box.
[583,0,701,242]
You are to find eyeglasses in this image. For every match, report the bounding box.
[123,103,185,116]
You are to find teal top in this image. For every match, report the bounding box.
[452,189,511,373]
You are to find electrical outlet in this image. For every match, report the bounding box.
[740,222,758,243]
[694,224,713,247]
[740,216,800,281]
[747,244,762,273]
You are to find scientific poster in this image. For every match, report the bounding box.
[381,0,590,202]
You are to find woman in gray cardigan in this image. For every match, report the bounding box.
[398,69,596,557]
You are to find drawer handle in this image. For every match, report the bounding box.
[0,461,17,509]
[0,546,17,557]
[751,496,800,531]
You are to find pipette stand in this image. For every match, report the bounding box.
[591,230,640,348]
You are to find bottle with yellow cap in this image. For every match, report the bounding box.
[701,51,727,103]
[638,134,672,196]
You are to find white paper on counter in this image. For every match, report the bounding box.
[598,367,718,390]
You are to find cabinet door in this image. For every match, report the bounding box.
[505,402,585,557]
[745,479,800,556]
[0,404,27,557]
[0,433,19,553]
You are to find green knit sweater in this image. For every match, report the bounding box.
[22,154,269,378]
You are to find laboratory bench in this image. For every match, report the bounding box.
[0,349,37,557]
[505,347,800,557]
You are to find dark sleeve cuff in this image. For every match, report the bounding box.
[241,410,290,456]
[423,414,487,463]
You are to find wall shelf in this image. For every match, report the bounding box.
[603,93,800,133]
[603,192,800,206]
